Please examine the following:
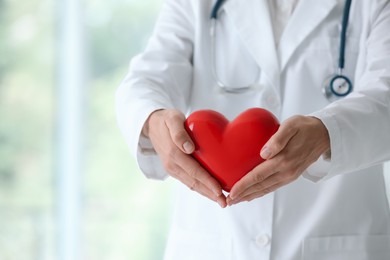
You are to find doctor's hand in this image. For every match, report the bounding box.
[143,109,227,208]
[227,116,330,205]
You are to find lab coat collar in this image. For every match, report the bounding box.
[224,0,280,90]
[279,0,339,71]
[223,0,339,83]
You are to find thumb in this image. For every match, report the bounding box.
[165,111,195,154]
[260,122,297,159]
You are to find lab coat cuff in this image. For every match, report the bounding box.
[137,129,171,179]
[116,90,173,180]
[136,149,170,181]
[303,156,332,183]
[304,110,343,182]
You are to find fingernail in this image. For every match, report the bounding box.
[217,200,225,208]
[183,141,194,154]
[226,195,232,203]
[260,147,271,159]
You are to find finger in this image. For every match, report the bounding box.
[163,153,226,207]
[229,171,282,203]
[155,124,224,198]
[231,183,280,205]
[183,178,226,208]
[176,153,224,197]
[217,194,228,208]
[229,160,276,200]
[260,118,298,159]
[151,110,225,205]
[172,166,227,208]
[165,111,195,154]
[163,147,224,197]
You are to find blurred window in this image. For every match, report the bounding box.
[0,0,172,259]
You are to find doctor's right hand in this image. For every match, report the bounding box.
[143,109,227,208]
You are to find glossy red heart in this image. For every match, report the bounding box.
[184,108,279,192]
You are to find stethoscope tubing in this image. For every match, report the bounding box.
[210,18,260,94]
[210,0,226,19]
[339,0,352,70]
[210,0,262,93]
[210,0,353,98]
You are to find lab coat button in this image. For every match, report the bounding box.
[255,234,271,247]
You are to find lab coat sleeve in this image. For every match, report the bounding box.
[306,1,390,181]
[115,0,194,180]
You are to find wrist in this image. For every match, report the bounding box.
[142,120,150,137]
[308,116,331,156]
[142,109,165,137]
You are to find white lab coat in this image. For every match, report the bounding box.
[116,0,390,259]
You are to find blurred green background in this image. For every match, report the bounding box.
[0,0,174,259]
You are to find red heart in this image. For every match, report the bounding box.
[184,108,279,192]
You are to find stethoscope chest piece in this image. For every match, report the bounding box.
[321,0,354,100]
[322,74,353,100]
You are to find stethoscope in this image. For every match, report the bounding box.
[210,0,261,93]
[210,0,353,100]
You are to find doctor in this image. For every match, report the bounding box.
[116,0,390,259]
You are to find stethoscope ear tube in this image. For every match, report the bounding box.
[210,0,226,19]
[210,3,261,94]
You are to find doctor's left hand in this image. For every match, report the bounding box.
[227,116,330,205]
